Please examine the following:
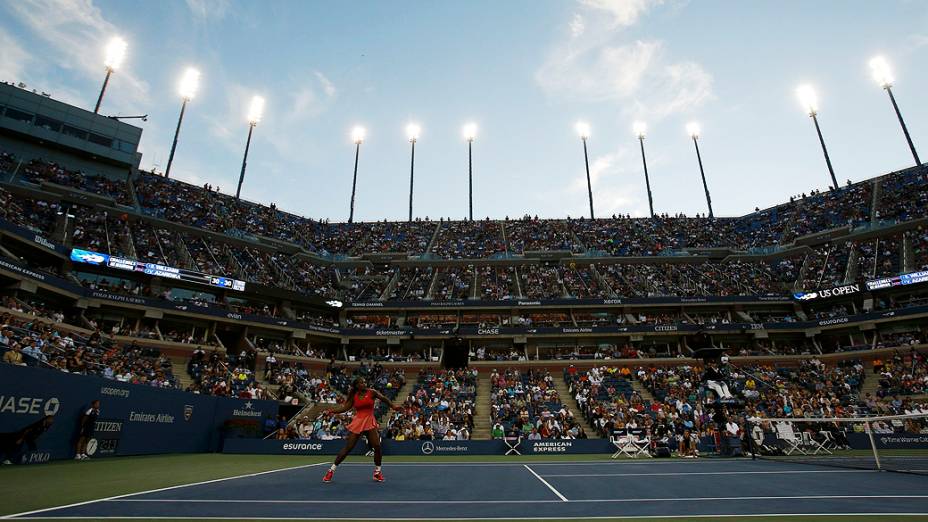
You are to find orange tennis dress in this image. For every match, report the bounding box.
[346,390,379,434]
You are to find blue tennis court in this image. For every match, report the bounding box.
[7,458,928,520]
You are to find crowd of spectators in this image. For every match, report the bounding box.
[17,155,133,206]
[383,368,476,440]
[490,368,585,439]
[872,349,927,397]
[0,310,176,388]
[185,347,268,398]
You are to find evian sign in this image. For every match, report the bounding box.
[794,283,861,301]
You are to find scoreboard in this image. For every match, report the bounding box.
[71,248,246,291]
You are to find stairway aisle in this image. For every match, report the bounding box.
[472,372,493,439]
[631,378,656,403]
[377,374,418,422]
[859,370,882,399]
[552,377,601,438]
[168,356,195,390]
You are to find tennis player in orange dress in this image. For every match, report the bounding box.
[322,377,402,483]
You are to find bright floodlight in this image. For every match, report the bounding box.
[796,84,819,115]
[686,122,701,138]
[869,55,894,88]
[247,95,265,124]
[406,123,421,142]
[633,121,647,138]
[178,68,200,100]
[104,37,128,70]
[463,122,477,142]
[352,126,366,144]
[576,121,591,140]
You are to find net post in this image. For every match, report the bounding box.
[863,419,882,471]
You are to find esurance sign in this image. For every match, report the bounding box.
[794,283,861,301]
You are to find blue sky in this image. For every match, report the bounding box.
[1,0,926,222]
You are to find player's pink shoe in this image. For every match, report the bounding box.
[322,469,334,483]
[373,470,384,482]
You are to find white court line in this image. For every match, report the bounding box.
[523,464,569,502]
[338,460,762,467]
[1,462,328,520]
[104,494,928,504]
[13,515,928,521]
[541,469,878,477]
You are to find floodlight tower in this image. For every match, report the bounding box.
[463,123,477,221]
[634,121,655,218]
[406,123,420,222]
[94,37,127,114]
[687,122,713,218]
[869,56,920,166]
[796,85,839,191]
[236,96,265,200]
[576,122,594,219]
[348,126,365,223]
[164,67,201,179]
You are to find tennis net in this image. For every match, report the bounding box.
[746,412,928,475]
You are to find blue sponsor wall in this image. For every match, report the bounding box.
[0,365,278,464]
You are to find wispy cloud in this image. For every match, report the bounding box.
[185,0,231,21]
[0,27,31,83]
[569,14,585,38]
[202,70,338,178]
[536,0,711,119]
[2,0,151,112]
[578,0,664,28]
[539,0,709,217]
[909,33,928,50]
[567,145,653,217]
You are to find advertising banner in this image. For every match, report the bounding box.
[221,438,611,456]
[0,365,278,464]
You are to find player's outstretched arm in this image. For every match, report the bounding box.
[326,396,353,415]
[372,389,403,411]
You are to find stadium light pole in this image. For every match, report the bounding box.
[348,126,365,223]
[687,122,714,218]
[94,37,127,114]
[576,122,594,219]
[463,123,477,221]
[236,96,265,200]
[406,123,420,222]
[869,56,920,166]
[797,85,839,191]
[634,121,655,218]
[164,68,200,179]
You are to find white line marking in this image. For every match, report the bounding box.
[13,513,928,520]
[104,494,928,505]
[337,460,762,467]
[523,465,568,502]
[541,469,878,477]
[1,462,328,520]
